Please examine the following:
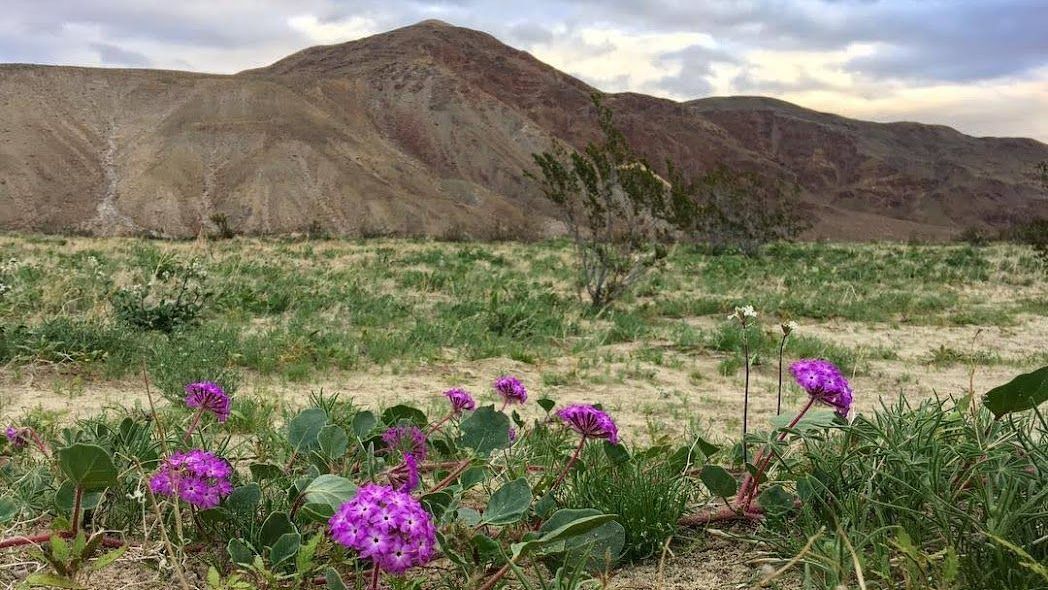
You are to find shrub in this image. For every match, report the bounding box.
[112,254,210,332]
[529,95,682,309]
[147,326,241,402]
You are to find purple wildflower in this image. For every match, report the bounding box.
[556,404,619,445]
[790,359,854,417]
[443,388,476,414]
[382,426,427,461]
[184,381,231,423]
[148,449,233,510]
[4,426,27,450]
[507,426,517,443]
[329,484,436,575]
[493,375,527,406]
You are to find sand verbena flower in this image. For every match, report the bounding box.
[494,375,527,408]
[790,359,854,417]
[149,449,233,510]
[443,388,476,414]
[184,381,231,423]
[383,425,428,461]
[329,484,436,583]
[556,404,619,444]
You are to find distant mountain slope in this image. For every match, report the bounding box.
[1,19,1045,239]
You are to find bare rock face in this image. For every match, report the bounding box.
[1,20,1045,240]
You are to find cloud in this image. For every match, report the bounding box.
[287,14,379,44]
[91,42,151,67]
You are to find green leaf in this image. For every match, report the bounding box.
[381,404,428,428]
[207,566,221,588]
[757,484,795,515]
[481,477,532,525]
[89,544,128,571]
[460,405,511,455]
[459,466,488,490]
[420,491,453,520]
[700,465,738,498]
[287,408,328,452]
[300,475,356,522]
[539,508,625,571]
[350,411,377,439]
[770,410,841,433]
[317,425,349,460]
[259,512,296,548]
[269,532,302,568]
[471,533,502,562]
[537,398,556,413]
[227,538,256,566]
[225,484,261,515]
[56,444,118,491]
[249,462,283,482]
[50,534,70,563]
[323,567,348,590]
[296,533,322,575]
[23,572,81,589]
[510,514,617,561]
[983,365,1048,418]
[0,497,18,523]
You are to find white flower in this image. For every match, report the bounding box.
[729,305,758,324]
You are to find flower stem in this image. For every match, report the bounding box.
[742,334,750,465]
[777,334,787,416]
[550,436,587,493]
[71,486,83,535]
[182,407,205,444]
[369,564,381,590]
[426,413,453,436]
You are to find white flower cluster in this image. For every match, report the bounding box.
[728,305,758,324]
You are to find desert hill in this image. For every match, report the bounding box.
[1,19,1045,240]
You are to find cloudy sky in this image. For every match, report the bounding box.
[3,1,1046,140]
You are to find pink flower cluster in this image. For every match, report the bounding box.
[442,388,476,414]
[387,453,420,493]
[556,404,619,444]
[790,359,854,417]
[329,484,436,575]
[382,425,427,461]
[4,426,28,449]
[185,381,231,423]
[149,449,233,509]
[493,375,527,405]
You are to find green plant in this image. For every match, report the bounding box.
[529,95,682,309]
[112,254,210,332]
[562,445,689,562]
[22,532,127,589]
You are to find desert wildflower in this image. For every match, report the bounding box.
[149,449,233,510]
[387,453,420,493]
[4,426,27,449]
[790,359,854,417]
[184,381,231,423]
[382,425,428,461]
[781,320,797,336]
[493,375,527,406]
[329,484,437,578]
[728,305,758,325]
[443,388,476,414]
[556,404,619,444]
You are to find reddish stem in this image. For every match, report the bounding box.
[738,396,817,508]
[182,407,205,444]
[369,565,381,590]
[550,436,587,492]
[426,413,454,436]
[430,459,472,493]
[71,487,83,536]
[0,531,124,550]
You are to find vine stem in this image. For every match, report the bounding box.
[550,436,587,492]
[426,413,454,436]
[430,459,472,493]
[0,531,124,550]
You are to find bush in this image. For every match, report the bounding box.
[112,254,210,332]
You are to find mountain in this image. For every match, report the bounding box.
[1,19,1045,240]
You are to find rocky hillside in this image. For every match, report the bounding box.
[1,19,1045,240]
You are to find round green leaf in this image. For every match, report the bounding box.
[481,477,532,525]
[287,408,328,452]
[57,444,118,491]
[460,406,511,455]
[700,464,738,498]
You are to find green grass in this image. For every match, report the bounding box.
[0,237,1043,386]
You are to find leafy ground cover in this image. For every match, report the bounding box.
[0,235,1045,588]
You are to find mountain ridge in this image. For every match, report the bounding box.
[0,19,1045,240]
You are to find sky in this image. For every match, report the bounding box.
[2,1,1046,141]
